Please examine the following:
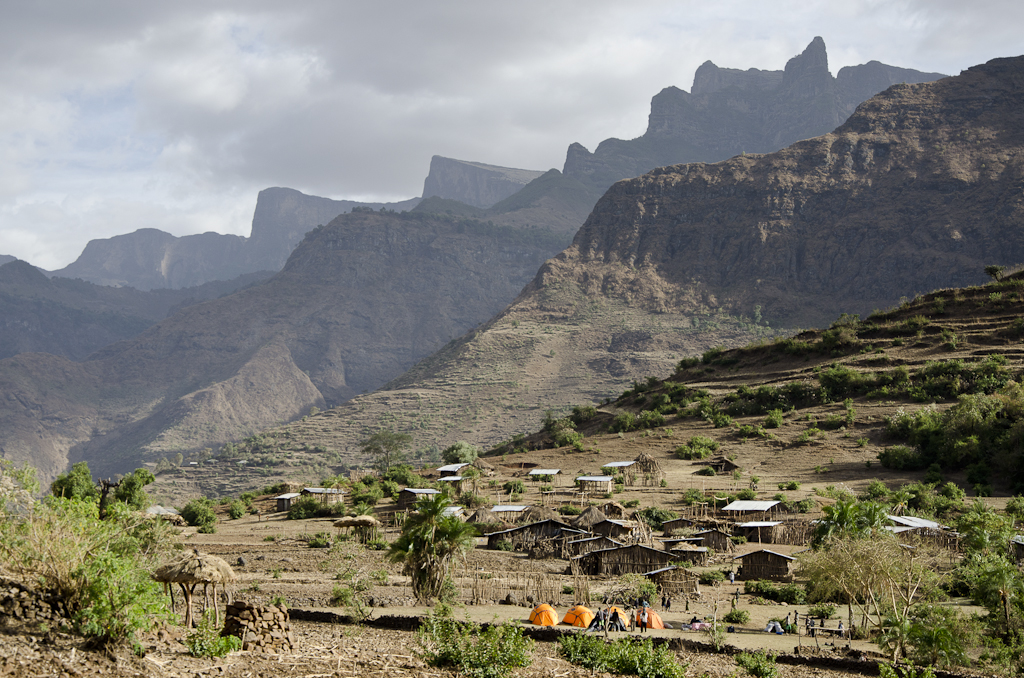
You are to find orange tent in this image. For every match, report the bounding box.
[606,606,628,628]
[635,607,665,629]
[562,605,595,628]
[529,604,558,626]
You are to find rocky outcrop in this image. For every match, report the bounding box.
[564,37,946,192]
[50,188,421,290]
[0,211,568,483]
[422,156,546,208]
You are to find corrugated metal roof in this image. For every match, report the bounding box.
[722,500,780,512]
[441,506,464,517]
[403,488,440,494]
[274,493,300,500]
[303,487,344,494]
[888,515,945,530]
[576,475,613,482]
[603,461,635,468]
[738,521,782,528]
[491,505,528,512]
[528,469,561,475]
[437,463,470,473]
[437,476,464,482]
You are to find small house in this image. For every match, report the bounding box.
[437,462,470,478]
[576,475,614,494]
[641,565,700,597]
[693,529,733,553]
[490,505,529,523]
[705,456,741,474]
[437,475,466,493]
[592,519,643,542]
[301,487,345,505]
[485,519,574,550]
[736,521,784,544]
[658,537,705,551]
[721,500,781,520]
[669,545,709,566]
[565,535,623,558]
[274,492,300,513]
[574,544,681,576]
[733,549,796,581]
[397,488,441,511]
[661,517,695,536]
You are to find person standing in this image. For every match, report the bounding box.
[639,607,649,633]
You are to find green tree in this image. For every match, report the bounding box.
[956,499,1014,556]
[51,461,97,501]
[113,468,156,511]
[361,429,412,476]
[441,441,480,465]
[388,494,476,603]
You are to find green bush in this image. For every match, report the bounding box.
[557,634,687,678]
[181,497,217,532]
[699,570,726,586]
[675,436,720,460]
[808,603,837,619]
[502,480,525,495]
[187,610,242,658]
[737,489,757,501]
[418,604,534,678]
[228,500,245,520]
[696,466,716,477]
[559,505,582,516]
[736,650,778,678]
[307,531,332,548]
[441,441,480,465]
[571,405,598,426]
[764,409,785,429]
[635,506,678,530]
[742,580,806,605]
[724,609,750,624]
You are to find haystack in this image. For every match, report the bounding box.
[153,549,236,627]
[571,506,607,531]
[600,501,628,520]
[334,514,383,543]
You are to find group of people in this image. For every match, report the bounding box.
[585,599,656,634]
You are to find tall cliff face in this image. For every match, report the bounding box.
[564,37,946,192]
[421,156,546,208]
[0,211,567,484]
[51,188,421,290]
[272,54,1024,465]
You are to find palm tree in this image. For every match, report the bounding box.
[388,493,476,603]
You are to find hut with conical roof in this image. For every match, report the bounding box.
[571,506,607,531]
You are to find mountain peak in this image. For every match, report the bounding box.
[783,36,830,85]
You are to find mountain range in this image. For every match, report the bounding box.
[0,39,977,486]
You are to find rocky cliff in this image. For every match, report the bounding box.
[0,211,567,483]
[267,54,1024,464]
[51,188,421,290]
[564,37,946,192]
[421,156,546,208]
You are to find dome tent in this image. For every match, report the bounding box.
[635,607,665,629]
[562,605,595,628]
[529,603,558,626]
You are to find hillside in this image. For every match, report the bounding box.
[0,212,569,485]
[0,260,272,361]
[205,53,1024,470]
[564,37,946,192]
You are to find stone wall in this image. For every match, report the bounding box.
[0,578,68,625]
[223,601,294,653]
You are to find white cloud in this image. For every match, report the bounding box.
[0,0,1021,268]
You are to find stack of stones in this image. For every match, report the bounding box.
[0,578,68,625]
[223,601,294,653]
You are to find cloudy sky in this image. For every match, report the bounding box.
[1,1,1021,269]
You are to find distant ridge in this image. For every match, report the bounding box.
[421,156,546,208]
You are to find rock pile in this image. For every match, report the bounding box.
[223,601,294,653]
[0,579,68,625]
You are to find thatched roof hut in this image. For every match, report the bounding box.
[522,505,562,523]
[152,550,237,627]
[600,501,628,520]
[571,506,607,530]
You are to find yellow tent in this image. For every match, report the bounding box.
[529,604,558,626]
[562,605,595,628]
[635,607,665,629]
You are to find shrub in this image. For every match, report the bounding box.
[571,405,598,426]
[502,480,525,495]
[878,445,925,471]
[181,497,217,532]
[696,466,716,477]
[441,441,480,464]
[736,650,778,678]
[187,610,242,658]
[418,604,534,678]
[675,436,719,460]
[228,500,245,519]
[764,409,785,429]
[808,603,837,619]
[737,489,757,500]
[557,634,687,678]
[559,505,582,516]
[699,570,726,586]
[307,531,332,548]
[635,506,678,530]
[724,609,750,624]
[287,496,326,520]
